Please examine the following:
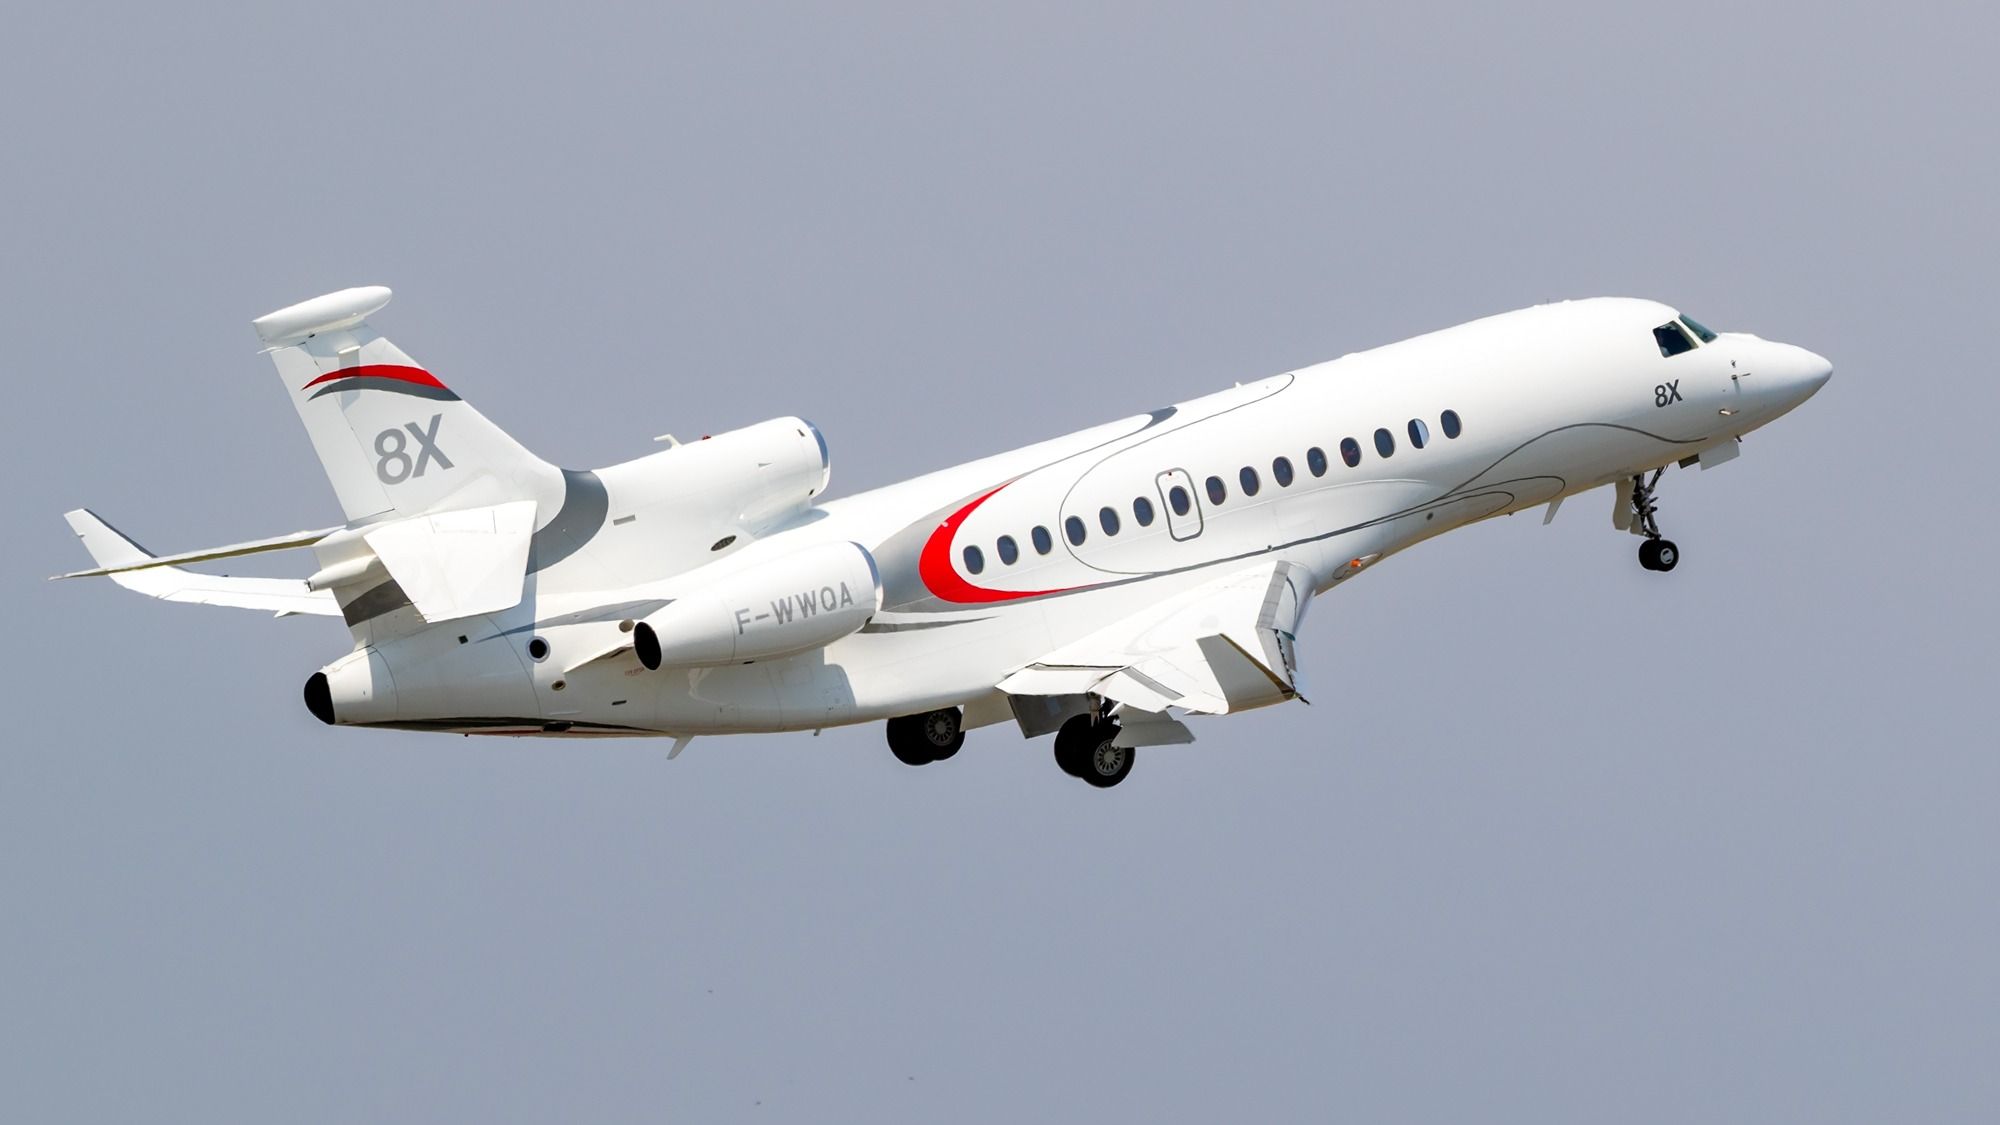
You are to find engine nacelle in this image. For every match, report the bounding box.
[598,416,831,539]
[634,540,881,669]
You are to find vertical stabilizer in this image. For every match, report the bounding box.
[252,287,563,523]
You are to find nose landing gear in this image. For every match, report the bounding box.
[1627,469,1681,572]
[1639,537,1679,571]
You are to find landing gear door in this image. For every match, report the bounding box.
[1155,469,1203,541]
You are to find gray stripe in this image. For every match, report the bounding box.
[307,379,461,402]
[340,578,414,626]
[528,469,609,574]
[859,616,993,633]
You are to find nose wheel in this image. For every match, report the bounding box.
[1628,469,1681,573]
[1639,537,1679,572]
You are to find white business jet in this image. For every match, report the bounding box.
[60,287,1830,786]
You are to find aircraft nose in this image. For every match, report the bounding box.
[1798,346,1833,389]
[1770,343,1833,408]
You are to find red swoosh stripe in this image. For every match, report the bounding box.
[917,484,1079,604]
[301,364,449,392]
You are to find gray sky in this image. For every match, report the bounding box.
[4,3,1995,1121]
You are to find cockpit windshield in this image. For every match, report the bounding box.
[1654,321,1697,357]
[1680,314,1718,343]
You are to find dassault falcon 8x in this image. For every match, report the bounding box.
[60,287,1831,786]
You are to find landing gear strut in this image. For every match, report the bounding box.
[886,707,964,766]
[1628,469,1680,573]
[1053,713,1135,788]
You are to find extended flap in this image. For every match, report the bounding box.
[361,500,537,623]
[996,559,1313,715]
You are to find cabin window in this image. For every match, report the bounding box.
[1206,475,1227,505]
[963,545,985,574]
[1272,456,1294,487]
[1065,516,1087,546]
[996,535,1019,565]
[1654,321,1696,357]
[1099,506,1121,535]
[1441,410,1462,439]
[1375,428,1395,458]
[1240,466,1261,496]
[1133,496,1155,527]
[1169,485,1192,516]
[1340,437,1362,467]
[1680,314,1718,343]
[1032,525,1054,555]
[1307,447,1328,477]
[1408,418,1430,449]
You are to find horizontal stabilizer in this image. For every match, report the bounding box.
[56,520,339,579]
[59,509,339,617]
[360,500,537,623]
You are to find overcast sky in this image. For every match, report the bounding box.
[4,3,1995,1121]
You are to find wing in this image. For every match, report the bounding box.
[60,509,340,617]
[998,558,1313,717]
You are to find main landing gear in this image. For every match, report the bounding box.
[1628,469,1681,573]
[1053,713,1134,789]
[885,707,964,766]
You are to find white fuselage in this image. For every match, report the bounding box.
[315,297,1831,737]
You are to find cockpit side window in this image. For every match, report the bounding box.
[1680,315,1718,343]
[1654,321,1696,357]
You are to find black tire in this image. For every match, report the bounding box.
[1081,724,1135,789]
[1053,714,1095,777]
[1638,539,1662,571]
[885,716,933,766]
[1653,539,1680,572]
[919,708,965,761]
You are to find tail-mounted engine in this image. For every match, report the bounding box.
[634,540,881,668]
[602,416,830,539]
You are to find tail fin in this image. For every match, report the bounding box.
[252,287,562,523]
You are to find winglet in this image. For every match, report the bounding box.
[61,508,153,576]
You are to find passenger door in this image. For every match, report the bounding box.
[1155,469,1203,541]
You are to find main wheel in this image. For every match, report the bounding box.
[1053,714,1095,778]
[1081,726,1135,789]
[1652,539,1679,572]
[918,707,965,761]
[885,715,933,766]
